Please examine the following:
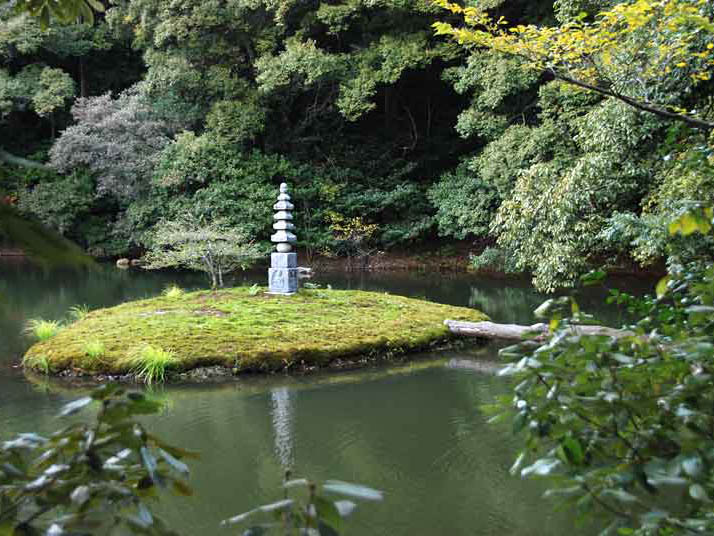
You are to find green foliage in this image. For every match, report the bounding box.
[492,97,661,291]
[0,385,195,535]
[24,353,51,374]
[32,67,75,118]
[470,246,519,273]
[24,318,62,341]
[141,214,264,288]
[83,338,105,359]
[428,158,499,239]
[17,171,94,236]
[128,345,178,384]
[222,476,383,534]
[0,63,74,121]
[444,50,540,140]
[205,100,266,145]
[14,0,105,27]
[494,208,714,534]
[68,304,90,322]
[162,285,185,299]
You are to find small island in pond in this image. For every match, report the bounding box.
[23,288,488,381]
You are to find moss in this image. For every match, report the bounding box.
[23,288,488,377]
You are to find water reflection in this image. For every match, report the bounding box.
[271,387,295,469]
[0,261,649,535]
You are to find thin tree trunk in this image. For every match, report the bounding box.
[79,57,87,98]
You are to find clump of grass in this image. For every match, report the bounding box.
[162,285,185,299]
[25,319,62,341]
[68,304,90,322]
[248,283,261,296]
[128,345,178,384]
[24,354,51,375]
[83,339,106,360]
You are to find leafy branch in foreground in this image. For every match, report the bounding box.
[0,384,197,535]
[222,473,383,535]
[493,207,714,534]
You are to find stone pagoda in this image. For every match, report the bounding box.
[268,183,298,295]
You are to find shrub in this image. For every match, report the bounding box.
[427,159,499,240]
[17,171,95,236]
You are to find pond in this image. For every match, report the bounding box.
[0,260,655,535]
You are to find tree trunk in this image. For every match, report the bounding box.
[79,57,87,98]
[444,320,633,341]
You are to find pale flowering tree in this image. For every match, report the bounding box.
[141,216,265,288]
[49,87,174,201]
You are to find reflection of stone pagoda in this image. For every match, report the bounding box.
[268,183,298,295]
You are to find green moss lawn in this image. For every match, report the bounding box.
[23,288,488,376]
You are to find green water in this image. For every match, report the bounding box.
[0,260,654,535]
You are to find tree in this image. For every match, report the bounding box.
[49,88,174,201]
[434,0,714,130]
[11,0,105,28]
[141,216,264,288]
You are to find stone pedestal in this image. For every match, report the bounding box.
[268,267,298,294]
[268,252,298,294]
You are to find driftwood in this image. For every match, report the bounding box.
[444,320,633,341]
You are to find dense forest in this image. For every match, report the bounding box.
[1,0,712,291]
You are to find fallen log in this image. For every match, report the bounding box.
[444,320,633,341]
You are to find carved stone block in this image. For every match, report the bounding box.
[268,267,298,294]
[271,252,297,268]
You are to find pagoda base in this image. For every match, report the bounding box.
[268,253,298,294]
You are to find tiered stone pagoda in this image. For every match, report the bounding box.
[268,183,298,295]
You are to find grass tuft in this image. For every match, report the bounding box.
[24,354,51,374]
[25,319,62,341]
[68,304,90,322]
[248,283,261,296]
[128,345,178,385]
[83,339,106,360]
[162,285,185,299]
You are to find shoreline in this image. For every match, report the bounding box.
[22,288,488,382]
[30,338,482,385]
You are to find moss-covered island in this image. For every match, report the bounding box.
[23,288,488,380]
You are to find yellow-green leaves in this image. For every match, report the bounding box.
[668,207,714,236]
[16,0,105,28]
[433,0,714,130]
